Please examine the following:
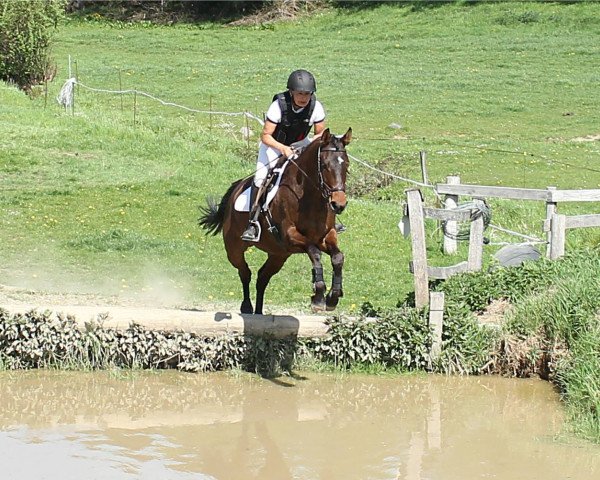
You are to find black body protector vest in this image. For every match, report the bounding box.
[271,91,316,146]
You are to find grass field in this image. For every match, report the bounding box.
[1,1,599,313]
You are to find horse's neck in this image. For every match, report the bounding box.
[294,143,320,186]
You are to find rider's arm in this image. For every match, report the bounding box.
[311,120,326,141]
[261,120,294,158]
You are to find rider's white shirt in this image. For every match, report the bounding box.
[265,99,325,126]
[253,98,325,187]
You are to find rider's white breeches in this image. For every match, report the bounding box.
[254,143,282,188]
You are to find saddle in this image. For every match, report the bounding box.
[234,153,296,213]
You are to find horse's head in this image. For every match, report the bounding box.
[318,128,352,214]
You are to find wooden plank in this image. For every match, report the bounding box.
[565,214,600,229]
[443,175,460,255]
[428,262,468,279]
[409,261,468,279]
[550,189,600,203]
[406,189,429,308]
[436,184,549,201]
[549,214,566,260]
[2,304,331,338]
[423,207,472,222]
[429,292,444,361]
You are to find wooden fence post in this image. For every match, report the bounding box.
[545,186,557,258]
[429,292,444,361]
[443,175,460,255]
[406,189,429,308]
[549,213,566,259]
[419,151,429,186]
[467,199,484,271]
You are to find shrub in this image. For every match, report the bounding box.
[433,256,560,313]
[0,0,66,90]
[310,308,432,371]
[433,301,496,375]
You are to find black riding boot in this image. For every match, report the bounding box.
[241,183,261,242]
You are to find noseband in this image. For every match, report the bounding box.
[317,145,347,199]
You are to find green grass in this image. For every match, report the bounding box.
[1,1,599,312]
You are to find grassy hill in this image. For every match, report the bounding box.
[1,1,599,313]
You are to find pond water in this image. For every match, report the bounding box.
[0,370,598,480]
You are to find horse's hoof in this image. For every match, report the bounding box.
[311,302,326,313]
[240,301,254,314]
[326,293,339,311]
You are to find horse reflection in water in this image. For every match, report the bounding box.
[200,128,352,314]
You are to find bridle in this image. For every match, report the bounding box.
[317,145,347,199]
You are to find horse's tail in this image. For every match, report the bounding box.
[198,179,245,236]
[198,197,223,236]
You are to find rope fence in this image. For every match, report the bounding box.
[57,76,431,188]
[57,77,265,126]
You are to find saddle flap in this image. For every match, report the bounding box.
[234,159,290,213]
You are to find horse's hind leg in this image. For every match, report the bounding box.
[307,245,327,312]
[226,249,253,314]
[255,253,288,315]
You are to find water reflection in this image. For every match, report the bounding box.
[0,371,598,480]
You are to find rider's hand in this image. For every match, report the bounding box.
[282,146,294,159]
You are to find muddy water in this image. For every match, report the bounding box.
[0,371,598,480]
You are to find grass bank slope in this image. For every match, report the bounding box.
[1,1,599,312]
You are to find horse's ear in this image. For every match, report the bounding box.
[320,128,331,144]
[341,127,352,145]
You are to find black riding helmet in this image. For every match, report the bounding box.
[287,69,316,93]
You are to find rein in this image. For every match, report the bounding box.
[283,143,347,200]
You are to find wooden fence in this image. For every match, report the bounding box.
[436,179,600,260]
[404,178,600,356]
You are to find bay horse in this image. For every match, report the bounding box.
[199,128,352,315]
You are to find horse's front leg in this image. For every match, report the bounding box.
[306,244,327,312]
[324,231,344,311]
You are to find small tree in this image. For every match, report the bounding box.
[0,0,66,91]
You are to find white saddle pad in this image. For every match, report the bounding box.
[234,160,289,212]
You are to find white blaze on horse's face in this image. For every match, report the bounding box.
[319,128,352,215]
[320,151,348,214]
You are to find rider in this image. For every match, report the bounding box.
[241,69,326,242]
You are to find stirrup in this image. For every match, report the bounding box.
[335,222,346,233]
[241,221,261,242]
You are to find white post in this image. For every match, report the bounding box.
[443,175,460,255]
[406,189,429,309]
